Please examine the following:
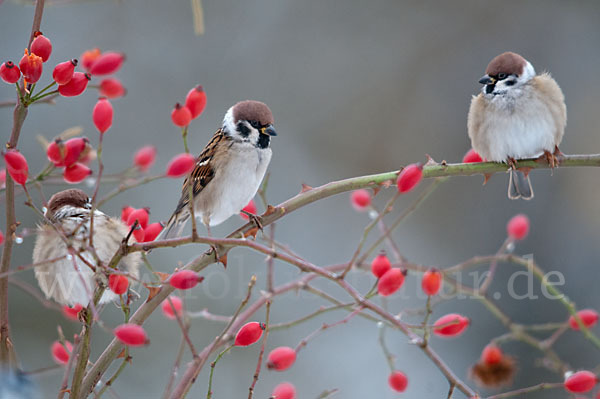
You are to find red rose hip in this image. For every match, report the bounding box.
[397,163,423,193]
[370,252,391,278]
[267,346,297,371]
[63,163,91,184]
[421,268,442,296]
[142,222,163,242]
[564,370,597,393]
[133,145,156,171]
[92,97,113,134]
[569,309,599,330]
[58,72,90,97]
[3,150,29,185]
[166,153,196,177]
[161,296,184,320]
[507,214,530,240]
[121,206,134,222]
[126,208,149,229]
[388,371,408,392]
[481,344,503,365]
[377,268,405,296]
[169,270,201,290]
[51,340,73,365]
[185,85,207,119]
[63,137,89,166]
[350,189,371,211]
[30,32,52,62]
[462,149,483,163]
[52,59,77,85]
[108,274,129,295]
[62,304,83,320]
[81,48,101,70]
[171,103,192,127]
[0,61,21,84]
[19,50,43,83]
[99,78,126,98]
[433,313,470,337]
[234,321,265,346]
[89,52,125,75]
[271,382,296,399]
[114,323,149,347]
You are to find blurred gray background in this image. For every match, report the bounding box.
[1,0,600,398]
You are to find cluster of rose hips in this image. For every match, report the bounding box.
[46,136,94,183]
[170,85,207,127]
[1,32,125,100]
[159,85,208,182]
[2,32,128,189]
[121,206,163,243]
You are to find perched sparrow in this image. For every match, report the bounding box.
[159,100,277,239]
[33,189,141,306]
[467,52,567,199]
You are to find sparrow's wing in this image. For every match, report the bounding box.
[174,129,228,215]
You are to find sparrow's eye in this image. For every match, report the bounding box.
[497,73,507,80]
[249,120,261,129]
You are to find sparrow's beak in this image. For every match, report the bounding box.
[478,75,496,85]
[260,125,277,136]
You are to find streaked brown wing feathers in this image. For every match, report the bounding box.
[174,129,227,214]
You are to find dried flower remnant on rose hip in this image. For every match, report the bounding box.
[470,345,515,388]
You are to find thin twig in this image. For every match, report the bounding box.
[484,382,563,399]
[248,300,271,399]
[0,0,45,365]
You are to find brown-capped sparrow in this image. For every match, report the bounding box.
[468,51,567,199]
[33,189,141,306]
[158,100,277,239]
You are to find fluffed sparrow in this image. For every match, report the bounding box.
[467,51,567,199]
[158,100,277,239]
[33,189,141,306]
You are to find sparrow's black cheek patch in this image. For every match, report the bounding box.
[486,84,495,94]
[237,122,251,138]
[257,134,270,149]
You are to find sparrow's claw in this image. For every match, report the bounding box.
[541,150,559,168]
[553,145,564,157]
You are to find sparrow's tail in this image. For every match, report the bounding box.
[156,211,189,240]
[508,169,534,200]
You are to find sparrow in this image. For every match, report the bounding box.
[33,189,141,306]
[467,51,567,199]
[158,100,277,239]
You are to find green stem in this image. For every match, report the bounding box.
[206,345,233,399]
[31,80,56,99]
[181,126,189,153]
[510,255,600,350]
[421,295,433,346]
[29,89,59,104]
